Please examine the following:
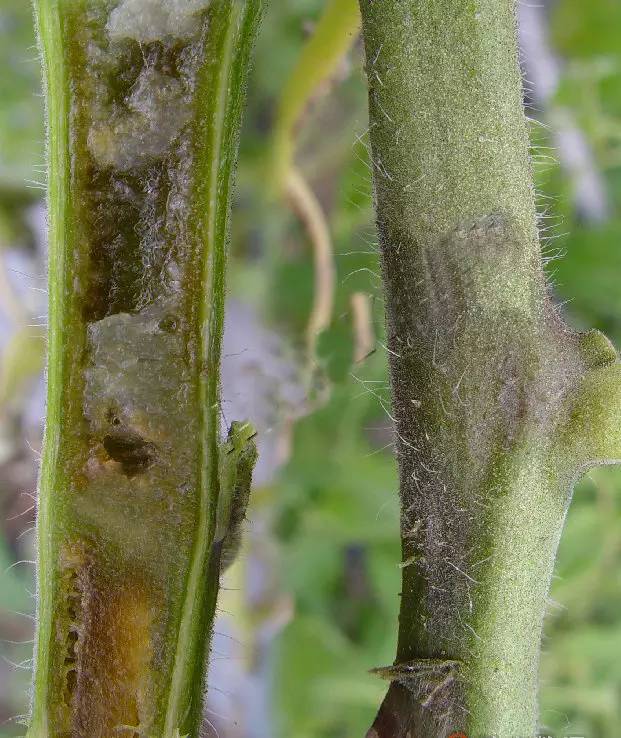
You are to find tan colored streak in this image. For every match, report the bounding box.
[285,167,335,355]
[351,291,375,362]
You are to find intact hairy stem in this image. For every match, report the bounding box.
[358,1,621,736]
[29,2,260,736]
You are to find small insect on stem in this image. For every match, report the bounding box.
[214,420,258,572]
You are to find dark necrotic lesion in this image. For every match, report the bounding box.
[103,431,157,477]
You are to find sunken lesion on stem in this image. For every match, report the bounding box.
[29,1,261,736]
[358,1,621,737]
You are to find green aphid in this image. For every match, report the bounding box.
[215,420,258,571]
[371,658,462,682]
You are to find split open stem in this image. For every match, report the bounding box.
[29,2,260,736]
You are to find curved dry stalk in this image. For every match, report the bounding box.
[272,0,360,355]
[285,167,336,354]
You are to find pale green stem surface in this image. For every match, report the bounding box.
[29,2,260,736]
[358,1,621,737]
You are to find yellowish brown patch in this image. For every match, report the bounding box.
[56,542,154,737]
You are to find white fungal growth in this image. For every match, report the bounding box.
[84,299,190,444]
[88,65,190,169]
[107,0,212,43]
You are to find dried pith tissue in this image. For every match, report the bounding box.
[58,543,153,736]
[58,543,87,717]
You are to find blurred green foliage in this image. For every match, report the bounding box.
[1,1,621,736]
[0,1,43,188]
[540,4,621,735]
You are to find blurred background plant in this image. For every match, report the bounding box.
[0,1,620,736]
